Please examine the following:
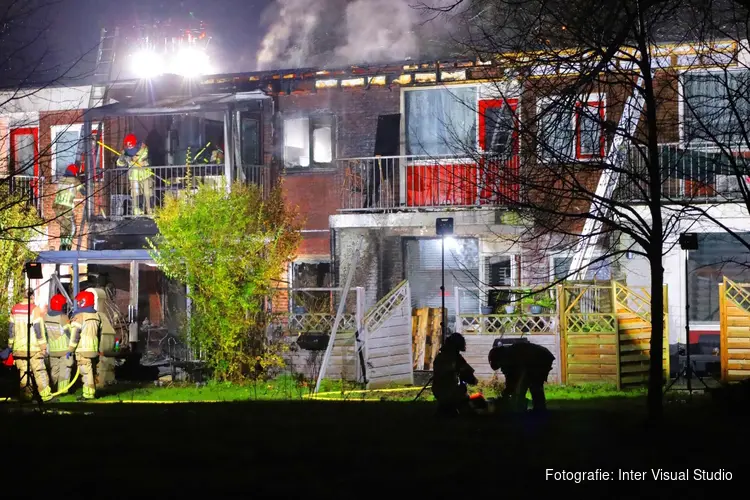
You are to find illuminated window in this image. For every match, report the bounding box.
[283,115,334,168]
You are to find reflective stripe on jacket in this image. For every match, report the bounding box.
[9,304,46,355]
[69,312,101,358]
[54,177,82,209]
[44,313,72,356]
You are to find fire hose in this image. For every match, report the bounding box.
[49,366,80,398]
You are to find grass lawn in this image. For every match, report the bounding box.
[53,376,646,406]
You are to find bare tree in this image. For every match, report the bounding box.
[412,0,750,421]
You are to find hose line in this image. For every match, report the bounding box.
[49,366,80,398]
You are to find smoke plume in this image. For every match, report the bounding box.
[256,0,463,70]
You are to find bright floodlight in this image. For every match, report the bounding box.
[171,48,211,77]
[132,49,164,79]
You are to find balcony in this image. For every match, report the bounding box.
[91,164,271,218]
[618,143,750,203]
[7,175,43,216]
[337,154,520,212]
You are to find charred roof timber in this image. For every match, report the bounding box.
[103,40,742,98]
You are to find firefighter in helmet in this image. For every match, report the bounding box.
[43,294,74,393]
[68,290,102,400]
[53,164,85,251]
[117,133,153,216]
[431,332,478,416]
[8,291,53,402]
[208,145,224,164]
[488,341,555,412]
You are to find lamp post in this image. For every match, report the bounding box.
[23,262,44,404]
[664,232,708,394]
[436,217,454,345]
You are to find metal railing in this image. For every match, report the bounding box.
[618,143,750,203]
[91,164,270,218]
[5,175,43,215]
[337,153,520,211]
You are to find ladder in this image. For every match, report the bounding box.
[72,27,120,250]
[314,238,364,393]
[568,71,646,280]
[90,26,120,108]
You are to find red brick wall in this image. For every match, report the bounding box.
[39,110,86,250]
[276,87,400,257]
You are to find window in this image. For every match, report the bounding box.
[683,70,750,148]
[291,262,333,313]
[51,124,102,177]
[688,232,750,322]
[10,128,38,176]
[485,255,514,311]
[405,87,477,156]
[537,95,605,160]
[51,124,83,177]
[405,237,480,318]
[283,115,334,168]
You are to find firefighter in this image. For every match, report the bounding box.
[488,341,555,412]
[8,291,53,402]
[68,290,102,400]
[208,145,224,164]
[53,164,85,251]
[43,294,74,393]
[431,332,478,416]
[117,133,153,216]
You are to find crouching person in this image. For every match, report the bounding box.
[68,291,102,401]
[488,341,555,412]
[432,333,478,416]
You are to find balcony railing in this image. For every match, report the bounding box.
[337,154,520,211]
[91,164,271,218]
[6,175,43,215]
[618,143,750,203]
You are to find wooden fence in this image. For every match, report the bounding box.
[719,277,750,382]
[558,281,668,389]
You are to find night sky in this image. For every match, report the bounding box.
[8,0,273,85]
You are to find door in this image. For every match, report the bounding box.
[478,99,519,203]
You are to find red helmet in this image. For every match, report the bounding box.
[75,290,95,310]
[50,294,67,312]
[123,134,137,149]
[65,164,79,177]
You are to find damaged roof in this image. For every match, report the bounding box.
[87,90,267,118]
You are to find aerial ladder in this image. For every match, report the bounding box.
[72,27,120,250]
[568,70,646,280]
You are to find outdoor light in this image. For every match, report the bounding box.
[171,47,211,77]
[443,236,460,252]
[131,49,164,79]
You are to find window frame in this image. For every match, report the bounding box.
[401,83,479,160]
[536,93,607,161]
[282,113,336,171]
[678,67,750,152]
[10,127,39,177]
[50,123,103,178]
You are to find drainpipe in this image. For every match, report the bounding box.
[330,228,338,287]
[223,109,233,192]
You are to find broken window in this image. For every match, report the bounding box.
[486,255,513,311]
[283,115,334,168]
[483,105,514,156]
[292,262,333,313]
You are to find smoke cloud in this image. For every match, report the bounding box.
[255,0,463,70]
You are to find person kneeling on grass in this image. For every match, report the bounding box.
[488,341,555,412]
[431,333,479,416]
